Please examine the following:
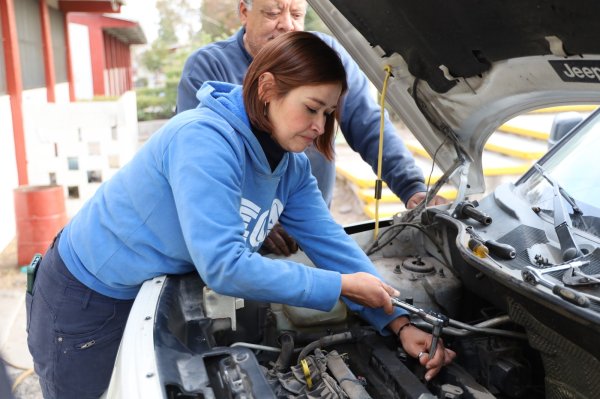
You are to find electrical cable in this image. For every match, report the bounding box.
[412,317,527,340]
[11,369,34,393]
[366,222,451,267]
[424,136,450,211]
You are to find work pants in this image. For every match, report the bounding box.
[26,233,134,399]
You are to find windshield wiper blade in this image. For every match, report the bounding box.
[534,164,583,261]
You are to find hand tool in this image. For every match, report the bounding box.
[521,266,590,307]
[391,297,449,359]
[465,226,516,260]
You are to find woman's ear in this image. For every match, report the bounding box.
[258,72,276,102]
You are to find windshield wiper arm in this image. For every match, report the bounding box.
[534,164,583,261]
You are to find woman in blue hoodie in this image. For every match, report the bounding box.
[27,31,455,398]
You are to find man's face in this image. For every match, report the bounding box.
[240,0,307,57]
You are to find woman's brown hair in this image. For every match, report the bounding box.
[243,31,347,160]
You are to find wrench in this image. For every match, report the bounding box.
[522,266,590,307]
[537,260,589,274]
[391,297,449,359]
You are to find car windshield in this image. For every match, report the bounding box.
[516,110,600,238]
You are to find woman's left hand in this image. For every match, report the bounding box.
[396,321,456,381]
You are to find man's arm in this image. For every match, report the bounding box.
[313,32,428,204]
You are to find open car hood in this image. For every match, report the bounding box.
[309,0,600,194]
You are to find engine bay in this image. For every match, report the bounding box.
[150,182,600,398]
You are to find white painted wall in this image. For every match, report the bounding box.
[23,91,139,216]
[55,82,70,103]
[0,85,71,252]
[0,95,18,252]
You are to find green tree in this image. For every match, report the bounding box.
[136,1,333,121]
[137,0,209,120]
[201,0,239,39]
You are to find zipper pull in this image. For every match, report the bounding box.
[78,340,96,349]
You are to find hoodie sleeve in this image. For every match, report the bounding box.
[313,32,427,204]
[279,157,407,334]
[163,120,348,312]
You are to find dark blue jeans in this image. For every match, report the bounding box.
[26,234,134,399]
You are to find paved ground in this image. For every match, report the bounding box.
[0,238,41,399]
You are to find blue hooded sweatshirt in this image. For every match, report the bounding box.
[59,82,405,332]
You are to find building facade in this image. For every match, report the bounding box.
[1,0,146,256]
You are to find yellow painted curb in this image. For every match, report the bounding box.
[335,167,380,189]
[336,166,442,188]
[358,188,399,203]
[338,161,527,194]
[498,124,549,140]
[531,105,598,114]
[360,187,457,206]
[363,188,458,219]
[484,143,545,160]
[406,142,431,159]
[363,204,402,219]
[407,133,546,163]
[483,163,532,176]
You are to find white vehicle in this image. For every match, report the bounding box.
[107,1,600,397]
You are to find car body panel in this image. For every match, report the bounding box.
[309,0,600,194]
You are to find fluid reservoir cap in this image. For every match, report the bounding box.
[402,256,435,274]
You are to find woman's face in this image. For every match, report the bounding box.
[267,83,342,153]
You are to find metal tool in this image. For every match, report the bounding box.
[522,266,590,307]
[529,260,593,287]
[562,267,600,286]
[465,226,516,260]
[537,260,589,274]
[391,297,449,359]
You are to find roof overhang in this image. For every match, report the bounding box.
[68,13,147,45]
[104,24,146,45]
[59,0,124,13]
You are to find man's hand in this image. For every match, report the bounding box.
[340,272,400,314]
[406,191,448,209]
[260,223,298,256]
[389,317,456,381]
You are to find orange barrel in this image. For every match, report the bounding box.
[14,185,68,266]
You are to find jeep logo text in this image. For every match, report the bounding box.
[550,60,600,83]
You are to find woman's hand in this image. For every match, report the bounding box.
[340,272,399,314]
[390,317,456,381]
